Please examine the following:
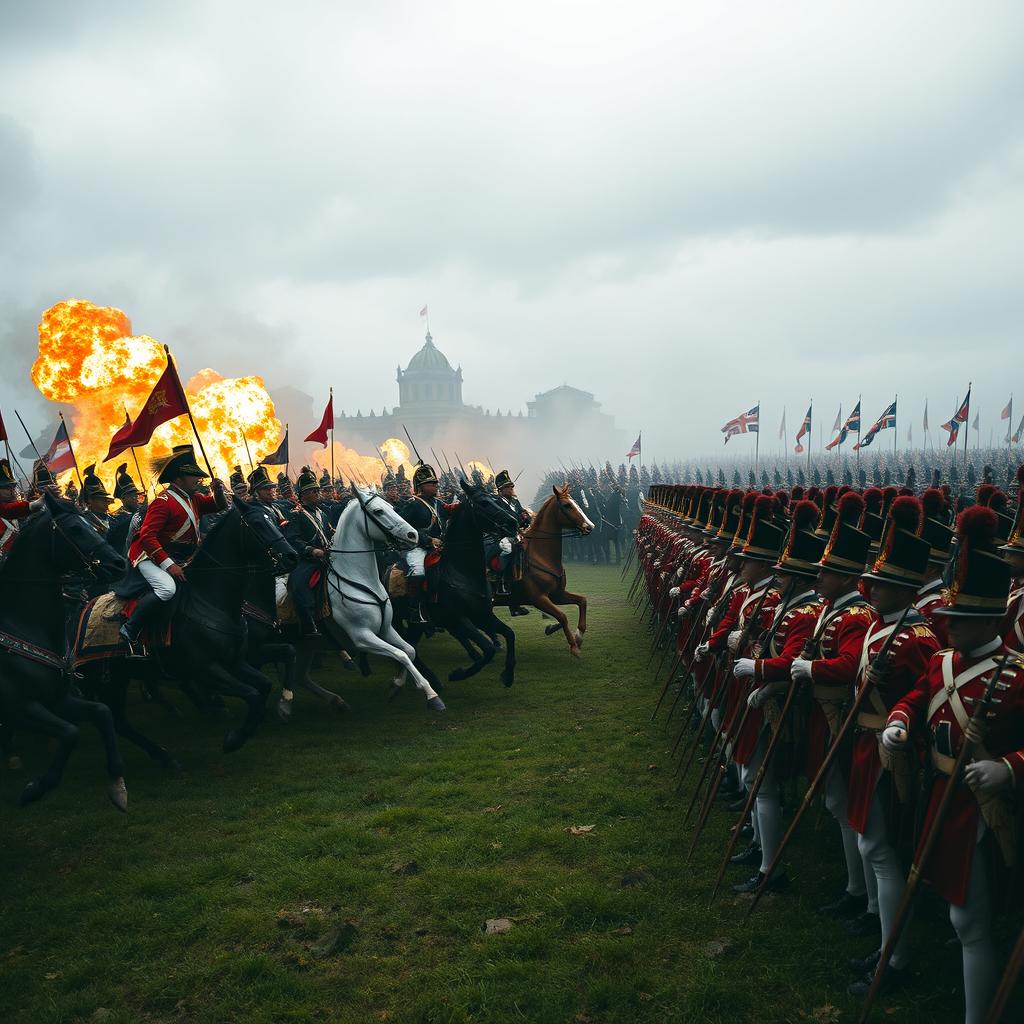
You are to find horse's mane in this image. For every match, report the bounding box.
[193,505,238,549]
[522,491,561,539]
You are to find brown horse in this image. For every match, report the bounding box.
[512,484,594,657]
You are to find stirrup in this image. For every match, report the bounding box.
[119,624,147,659]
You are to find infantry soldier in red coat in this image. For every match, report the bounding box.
[119,445,226,650]
[884,506,1024,1024]
[0,458,44,556]
[1001,466,1024,654]
[846,496,941,997]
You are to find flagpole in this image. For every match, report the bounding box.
[13,410,45,468]
[893,395,898,455]
[329,387,335,484]
[963,382,971,479]
[754,400,760,475]
[241,431,255,473]
[855,395,861,473]
[164,345,216,480]
[285,423,290,482]
[1008,397,1013,452]
[807,400,812,477]
[3,439,30,488]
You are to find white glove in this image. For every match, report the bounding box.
[669,586,680,598]
[964,759,1013,796]
[727,630,743,654]
[677,605,688,620]
[29,496,45,511]
[676,566,684,579]
[881,725,907,751]
[791,659,813,683]
[693,642,710,663]
[747,686,769,709]
[733,658,755,680]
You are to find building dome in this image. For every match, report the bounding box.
[405,333,453,374]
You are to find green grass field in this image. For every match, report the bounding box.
[0,564,1011,1023]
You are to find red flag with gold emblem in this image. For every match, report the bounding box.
[103,354,189,461]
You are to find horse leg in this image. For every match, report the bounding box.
[56,694,129,811]
[106,675,183,775]
[487,612,516,687]
[1,722,21,770]
[531,592,579,657]
[352,626,444,710]
[552,588,588,649]
[14,700,80,808]
[447,619,495,681]
[204,663,265,753]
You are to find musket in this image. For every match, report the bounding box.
[671,653,724,776]
[859,651,1016,1022]
[402,425,424,466]
[374,445,393,482]
[241,431,255,473]
[454,451,470,482]
[745,603,915,921]
[986,921,1024,1023]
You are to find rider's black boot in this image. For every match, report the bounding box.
[119,592,163,656]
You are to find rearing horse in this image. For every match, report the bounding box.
[512,484,594,656]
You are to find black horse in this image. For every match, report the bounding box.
[400,481,521,687]
[78,497,299,765]
[0,493,130,809]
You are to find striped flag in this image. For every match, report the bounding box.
[626,433,641,460]
[419,305,428,318]
[825,401,861,451]
[44,420,76,475]
[794,404,812,453]
[832,406,843,432]
[1013,412,1024,444]
[854,400,897,450]
[721,405,759,445]
[940,388,971,447]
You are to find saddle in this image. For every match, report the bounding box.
[74,592,173,666]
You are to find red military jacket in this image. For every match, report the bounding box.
[847,609,940,833]
[127,484,220,569]
[888,640,1024,905]
[1003,582,1024,655]
[0,499,33,554]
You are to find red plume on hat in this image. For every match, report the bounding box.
[741,491,758,513]
[746,493,777,542]
[791,485,805,501]
[889,495,923,534]
[988,489,1008,514]
[836,490,865,523]
[792,499,819,530]
[823,485,838,506]
[975,483,996,507]
[775,490,790,510]
[956,505,998,546]
[921,488,946,520]
[863,487,883,514]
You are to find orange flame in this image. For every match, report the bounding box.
[31,299,282,490]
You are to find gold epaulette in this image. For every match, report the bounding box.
[792,603,822,616]
[846,605,873,617]
[909,624,935,638]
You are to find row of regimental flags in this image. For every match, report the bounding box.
[720,388,1024,451]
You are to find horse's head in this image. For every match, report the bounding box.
[552,483,594,535]
[234,496,299,572]
[460,478,520,535]
[350,484,418,550]
[45,491,128,582]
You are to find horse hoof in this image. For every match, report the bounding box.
[570,645,582,659]
[426,696,446,712]
[500,671,514,688]
[277,700,292,722]
[331,696,352,713]
[108,777,128,813]
[544,624,561,637]
[222,730,247,754]
[358,655,372,677]
[17,780,47,807]
[574,631,584,649]
[388,684,403,701]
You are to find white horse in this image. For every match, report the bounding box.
[325,485,446,712]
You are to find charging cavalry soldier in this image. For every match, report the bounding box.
[1002,466,1024,654]
[246,465,284,521]
[491,469,532,612]
[107,463,145,555]
[284,467,332,636]
[118,445,226,652]
[33,462,62,499]
[0,458,43,558]
[884,505,1024,1024]
[397,462,445,624]
[845,496,940,997]
[229,465,247,499]
[80,465,115,537]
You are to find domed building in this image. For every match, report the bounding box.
[396,333,464,409]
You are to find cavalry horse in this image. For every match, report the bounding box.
[504,484,594,656]
[398,479,521,687]
[0,493,130,810]
[77,497,299,764]
[325,485,446,711]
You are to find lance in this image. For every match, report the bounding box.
[3,438,30,487]
[13,409,46,481]
[744,602,914,921]
[402,424,424,466]
[454,451,470,482]
[652,589,713,721]
[122,404,152,496]
[161,346,216,481]
[55,412,83,489]
[859,651,1016,1022]
[241,430,255,473]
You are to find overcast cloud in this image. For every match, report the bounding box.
[2,0,1022,459]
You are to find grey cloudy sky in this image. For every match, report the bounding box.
[2,0,1022,460]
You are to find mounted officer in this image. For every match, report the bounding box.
[33,462,62,499]
[283,467,332,636]
[229,466,247,500]
[399,462,445,623]
[81,465,116,537]
[107,463,145,555]
[118,444,227,652]
[0,459,43,558]
[247,465,284,521]
[490,469,532,614]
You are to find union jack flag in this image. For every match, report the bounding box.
[940,388,971,447]
[794,404,812,453]
[721,405,759,444]
[626,433,642,460]
[853,400,897,450]
[825,401,861,450]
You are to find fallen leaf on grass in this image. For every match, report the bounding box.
[390,861,419,875]
[484,918,514,935]
[647,763,659,772]
[610,926,633,937]
[44,971,61,980]
[567,824,596,835]
[638,992,653,1002]
[489,842,503,850]
[482,805,503,814]
[312,921,358,958]
[703,937,732,959]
